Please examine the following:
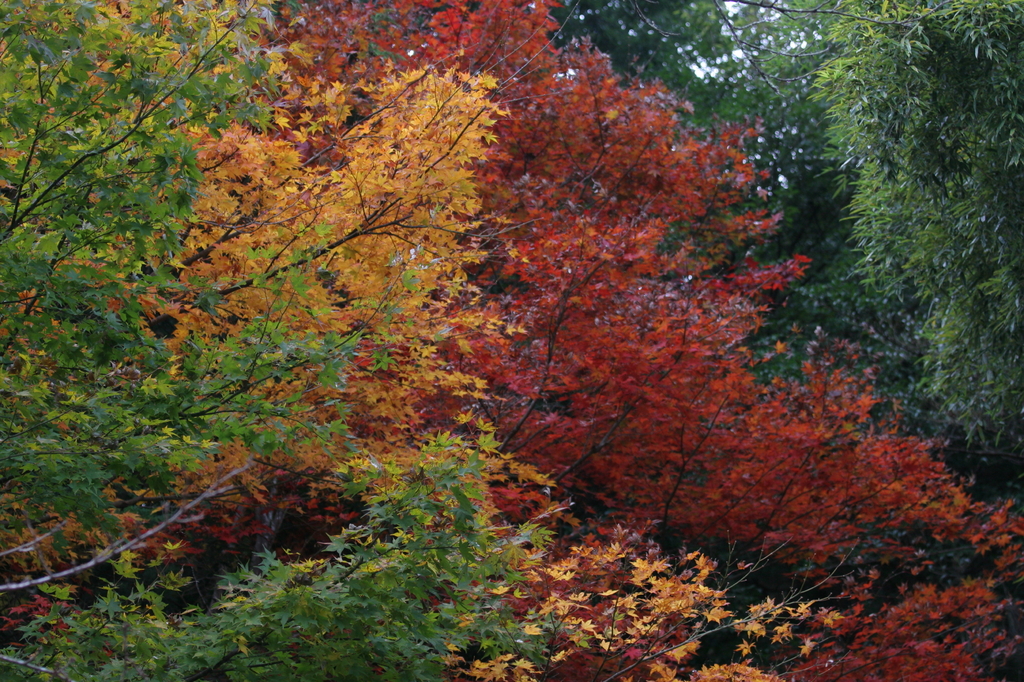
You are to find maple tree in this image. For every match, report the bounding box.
[0,0,270,590]
[2,0,1022,681]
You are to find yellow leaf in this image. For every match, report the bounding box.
[664,641,698,661]
[771,623,793,643]
[703,606,731,624]
[234,635,249,655]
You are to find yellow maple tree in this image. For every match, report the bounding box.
[134,67,505,502]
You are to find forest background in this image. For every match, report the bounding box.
[2,0,1024,681]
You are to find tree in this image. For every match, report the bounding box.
[7,449,546,682]
[0,0,271,590]
[818,0,1024,427]
[557,0,1024,495]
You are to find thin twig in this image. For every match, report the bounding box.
[0,520,68,560]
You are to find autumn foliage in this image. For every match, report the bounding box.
[1,1,1022,681]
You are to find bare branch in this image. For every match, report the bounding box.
[0,653,78,682]
[0,462,251,593]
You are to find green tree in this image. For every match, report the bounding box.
[818,0,1024,429]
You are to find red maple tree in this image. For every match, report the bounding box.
[224,0,1024,678]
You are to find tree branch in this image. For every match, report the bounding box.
[0,653,78,682]
[0,462,252,593]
